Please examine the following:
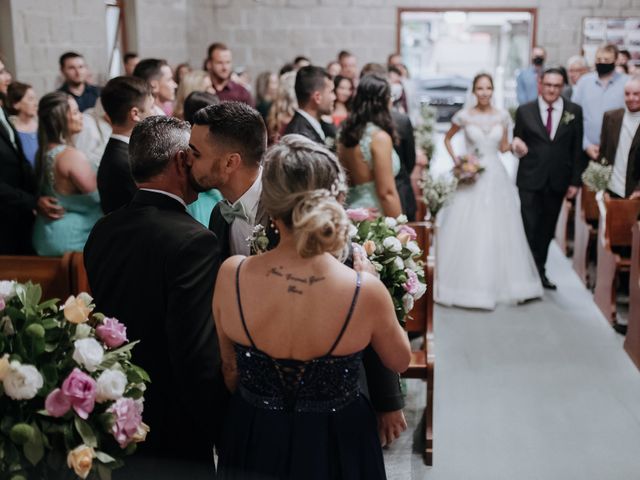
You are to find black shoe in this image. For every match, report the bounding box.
[540,274,557,290]
[613,323,628,335]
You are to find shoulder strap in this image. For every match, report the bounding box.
[235,258,257,349]
[326,272,362,356]
[358,123,377,167]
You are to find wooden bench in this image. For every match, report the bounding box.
[403,222,435,466]
[625,222,640,371]
[594,195,640,325]
[69,252,91,295]
[554,197,574,256]
[0,253,73,301]
[573,188,600,286]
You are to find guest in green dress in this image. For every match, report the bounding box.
[32,92,102,256]
[337,74,402,217]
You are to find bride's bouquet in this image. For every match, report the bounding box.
[420,170,458,219]
[347,210,427,326]
[0,281,149,479]
[581,158,612,193]
[452,153,485,185]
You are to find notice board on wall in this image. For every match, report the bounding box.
[582,17,640,66]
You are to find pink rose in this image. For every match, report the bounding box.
[403,269,420,296]
[397,224,417,241]
[61,368,97,419]
[45,388,72,417]
[96,318,128,349]
[346,208,376,222]
[107,398,143,448]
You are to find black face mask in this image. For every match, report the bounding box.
[532,56,544,66]
[595,62,615,76]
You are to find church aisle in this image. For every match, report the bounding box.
[384,243,640,479]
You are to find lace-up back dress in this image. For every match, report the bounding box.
[217,260,387,480]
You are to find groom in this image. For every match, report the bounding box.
[513,67,584,289]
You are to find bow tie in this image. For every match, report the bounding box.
[219,201,249,224]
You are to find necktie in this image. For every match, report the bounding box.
[545,105,553,137]
[219,200,248,224]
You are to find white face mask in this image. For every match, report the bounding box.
[390,83,404,102]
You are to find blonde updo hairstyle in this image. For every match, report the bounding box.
[261,134,349,260]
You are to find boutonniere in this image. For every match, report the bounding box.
[562,111,575,125]
[324,136,335,150]
[246,224,269,255]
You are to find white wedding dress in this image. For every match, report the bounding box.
[435,109,543,309]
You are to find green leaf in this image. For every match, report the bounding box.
[74,417,98,448]
[41,364,59,390]
[125,387,144,400]
[100,341,139,368]
[131,365,150,383]
[97,463,113,480]
[23,423,44,466]
[42,318,60,330]
[95,450,116,464]
[37,298,59,313]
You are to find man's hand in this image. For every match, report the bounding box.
[511,137,528,158]
[36,196,65,220]
[566,186,579,199]
[352,243,378,277]
[630,190,640,200]
[377,410,407,448]
[585,144,600,161]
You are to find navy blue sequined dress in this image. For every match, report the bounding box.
[217,262,387,480]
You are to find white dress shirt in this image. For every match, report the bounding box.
[609,109,640,197]
[139,188,187,208]
[538,96,563,140]
[296,109,325,140]
[229,172,263,256]
[110,133,130,144]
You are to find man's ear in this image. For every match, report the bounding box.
[174,150,189,176]
[130,106,141,123]
[225,152,242,172]
[311,90,322,106]
[149,79,160,95]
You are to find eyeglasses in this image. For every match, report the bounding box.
[541,83,563,89]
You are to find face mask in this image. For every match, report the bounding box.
[532,56,544,66]
[390,83,403,102]
[595,62,615,76]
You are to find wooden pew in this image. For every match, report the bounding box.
[0,253,73,301]
[572,188,599,286]
[625,222,640,371]
[594,196,640,325]
[403,222,434,466]
[69,252,91,295]
[554,197,574,256]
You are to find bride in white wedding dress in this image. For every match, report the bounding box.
[435,73,543,309]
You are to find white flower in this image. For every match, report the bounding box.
[348,224,358,239]
[72,338,104,372]
[0,280,16,301]
[406,240,421,255]
[393,256,405,272]
[77,292,93,306]
[384,217,398,228]
[404,257,417,270]
[402,293,415,312]
[3,361,43,400]
[415,282,427,300]
[96,369,127,403]
[396,214,408,224]
[382,237,402,253]
[1,316,15,336]
[74,323,92,340]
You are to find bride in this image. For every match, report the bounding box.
[435,73,543,309]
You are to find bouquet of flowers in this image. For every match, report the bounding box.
[452,153,485,185]
[581,158,612,193]
[420,170,458,219]
[347,209,427,326]
[0,281,149,480]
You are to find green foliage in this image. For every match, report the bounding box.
[582,159,613,193]
[414,104,438,160]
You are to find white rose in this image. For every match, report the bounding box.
[0,281,16,300]
[72,338,104,372]
[393,256,405,272]
[96,369,127,403]
[3,361,43,400]
[402,293,415,312]
[382,237,402,253]
[404,257,417,270]
[406,241,420,255]
[384,217,398,228]
[396,214,408,224]
[74,323,92,340]
[348,224,358,239]
[415,283,427,300]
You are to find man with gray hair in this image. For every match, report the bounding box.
[84,116,226,478]
[563,55,589,99]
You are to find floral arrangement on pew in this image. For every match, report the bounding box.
[0,281,150,480]
[420,170,458,219]
[452,153,485,185]
[347,209,427,326]
[581,158,613,193]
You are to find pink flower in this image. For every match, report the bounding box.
[403,269,420,296]
[0,297,5,311]
[346,208,376,222]
[96,317,128,349]
[397,225,417,241]
[61,368,97,419]
[107,398,143,448]
[45,388,72,417]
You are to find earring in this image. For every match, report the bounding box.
[270,218,279,235]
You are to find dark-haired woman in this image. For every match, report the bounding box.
[32,92,102,256]
[436,73,542,309]
[337,74,402,217]
[7,82,38,166]
[332,75,353,127]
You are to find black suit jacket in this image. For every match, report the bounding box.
[97,137,137,214]
[598,108,640,197]
[208,198,404,412]
[391,110,417,220]
[284,111,336,148]
[84,190,227,464]
[0,107,37,254]
[514,99,584,193]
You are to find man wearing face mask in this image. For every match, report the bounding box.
[572,44,628,161]
[517,46,546,104]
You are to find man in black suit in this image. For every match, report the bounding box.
[190,102,407,447]
[97,76,155,214]
[284,65,337,149]
[0,58,63,254]
[513,67,584,289]
[84,117,226,478]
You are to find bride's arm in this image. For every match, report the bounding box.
[444,123,461,164]
[499,126,511,153]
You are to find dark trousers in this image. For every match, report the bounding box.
[519,187,566,274]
